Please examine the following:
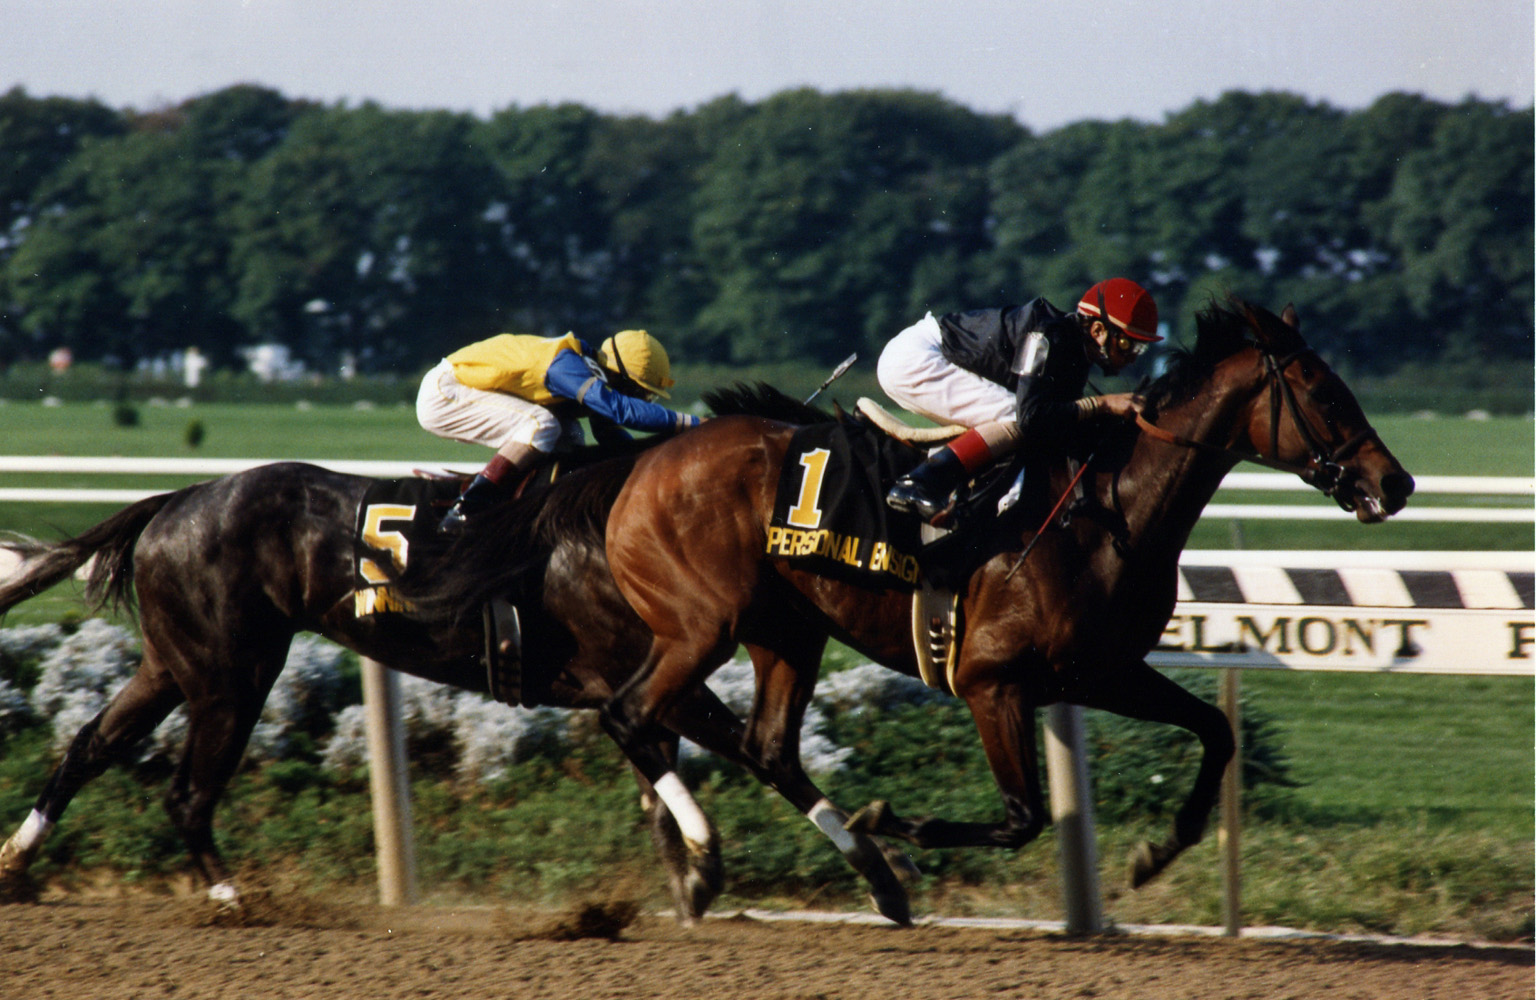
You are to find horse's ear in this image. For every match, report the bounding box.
[1280,304,1300,331]
[1240,301,1264,334]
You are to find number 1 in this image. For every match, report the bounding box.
[786,448,831,528]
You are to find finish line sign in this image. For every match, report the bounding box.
[1147,551,1535,677]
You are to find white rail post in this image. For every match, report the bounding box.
[1219,668,1243,936]
[362,658,419,906]
[1044,703,1103,933]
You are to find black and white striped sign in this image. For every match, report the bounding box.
[1152,551,1535,676]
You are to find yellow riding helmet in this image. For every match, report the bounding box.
[599,329,675,399]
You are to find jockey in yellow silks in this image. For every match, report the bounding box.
[417,329,699,530]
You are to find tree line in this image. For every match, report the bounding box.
[0,83,1529,379]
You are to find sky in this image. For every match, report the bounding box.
[4,1,1533,131]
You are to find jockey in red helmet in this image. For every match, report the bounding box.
[879,278,1161,523]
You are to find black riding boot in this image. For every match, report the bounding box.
[439,473,503,533]
[885,446,968,523]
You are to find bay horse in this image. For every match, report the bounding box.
[585,298,1414,887]
[0,444,916,923]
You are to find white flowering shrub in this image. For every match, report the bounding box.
[0,676,33,736]
[318,674,569,784]
[676,658,856,778]
[320,671,462,775]
[29,619,149,756]
[0,623,65,664]
[319,704,370,772]
[816,662,940,716]
[8,616,974,790]
[451,698,566,784]
[246,636,350,762]
[15,623,357,767]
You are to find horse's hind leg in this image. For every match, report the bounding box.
[162,667,280,907]
[142,610,292,908]
[1070,659,1235,887]
[0,660,186,901]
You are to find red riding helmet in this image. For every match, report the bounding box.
[1078,278,1162,342]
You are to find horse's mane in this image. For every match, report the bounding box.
[1140,295,1304,415]
[703,381,837,424]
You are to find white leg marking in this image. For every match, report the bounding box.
[208,882,240,905]
[12,810,54,853]
[652,772,712,848]
[808,798,858,854]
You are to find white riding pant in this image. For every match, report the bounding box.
[877,313,1016,428]
[415,358,581,453]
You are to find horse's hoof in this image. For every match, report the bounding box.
[685,858,722,919]
[869,889,913,927]
[845,800,890,835]
[0,871,42,904]
[1129,840,1174,888]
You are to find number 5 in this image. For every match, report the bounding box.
[358,503,416,584]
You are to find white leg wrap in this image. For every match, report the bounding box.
[808,798,858,854]
[652,772,712,848]
[12,810,54,853]
[208,882,240,905]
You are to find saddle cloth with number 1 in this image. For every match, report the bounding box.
[766,420,929,590]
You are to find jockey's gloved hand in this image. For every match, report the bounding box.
[1079,393,1142,421]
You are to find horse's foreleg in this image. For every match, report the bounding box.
[0,665,185,902]
[1070,660,1235,887]
[846,679,1047,852]
[600,634,736,861]
[628,737,721,925]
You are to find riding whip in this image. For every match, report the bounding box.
[1002,451,1095,582]
[805,353,858,404]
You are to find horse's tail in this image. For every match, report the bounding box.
[0,490,177,617]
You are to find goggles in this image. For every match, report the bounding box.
[1110,327,1149,358]
[1094,285,1151,359]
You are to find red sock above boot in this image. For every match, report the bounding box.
[945,428,994,473]
[481,453,515,485]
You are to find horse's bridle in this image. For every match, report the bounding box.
[1007,342,1376,582]
[1134,343,1382,505]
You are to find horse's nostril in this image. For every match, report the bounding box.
[1382,471,1415,507]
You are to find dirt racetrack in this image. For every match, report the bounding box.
[1,895,1530,1000]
